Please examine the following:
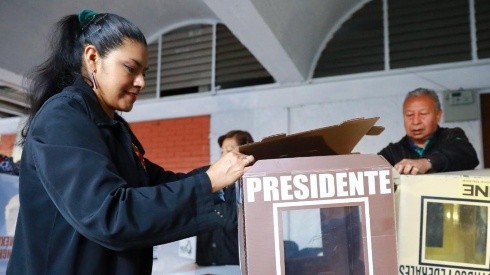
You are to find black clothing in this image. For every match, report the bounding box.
[196,184,239,266]
[0,154,19,175]
[7,76,230,275]
[378,126,479,173]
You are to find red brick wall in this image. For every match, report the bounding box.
[129,115,210,172]
[0,134,16,157]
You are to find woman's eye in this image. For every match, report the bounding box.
[124,64,136,73]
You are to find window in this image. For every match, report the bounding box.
[314,0,384,77]
[141,24,273,98]
[314,0,486,78]
[141,1,489,96]
[389,0,471,68]
[476,0,490,59]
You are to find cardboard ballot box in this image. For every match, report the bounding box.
[238,117,398,275]
[396,170,490,274]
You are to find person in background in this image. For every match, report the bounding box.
[378,88,479,175]
[0,154,19,176]
[7,10,254,275]
[196,130,254,266]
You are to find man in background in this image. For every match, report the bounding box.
[378,88,479,174]
[196,130,254,266]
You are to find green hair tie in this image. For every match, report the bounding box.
[78,9,97,29]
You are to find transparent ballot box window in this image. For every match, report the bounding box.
[421,197,489,269]
[280,205,366,275]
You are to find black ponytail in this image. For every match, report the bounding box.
[21,15,82,141]
[21,11,147,142]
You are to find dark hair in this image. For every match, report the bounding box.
[21,11,147,141]
[404,88,441,111]
[218,130,254,146]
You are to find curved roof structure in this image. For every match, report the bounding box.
[0,0,367,117]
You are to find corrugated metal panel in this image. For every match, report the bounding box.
[215,24,273,89]
[160,25,213,95]
[142,24,273,97]
[476,0,490,59]
[389,0,471,68]
[140,1,484,96]
[314,0,384,77]
[139,43,159,99]
[0,86,28,117]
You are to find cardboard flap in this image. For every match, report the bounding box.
[366,125,385,135]
[239,117,381,160]
[261,133,287,142]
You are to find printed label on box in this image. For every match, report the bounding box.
[397,172,490,275]
[239,154,398,275]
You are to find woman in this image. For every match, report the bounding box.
[7,10,253,275]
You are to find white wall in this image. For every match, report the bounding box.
[1,61,489,167]
[206,61,490,166]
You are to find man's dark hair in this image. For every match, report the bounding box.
[218,130,254,146]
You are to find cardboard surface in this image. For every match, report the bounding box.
[238,154,398,275]
[237,117,397,275]
[239,117,384,160]
[396,170,490,274]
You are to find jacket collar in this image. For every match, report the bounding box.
[403,126,441,150]
[71,75,145,154]
[72,75,117,126]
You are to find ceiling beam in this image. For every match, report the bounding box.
[203,0,305,84]
[0,68,25,91]
[0,101,27,116]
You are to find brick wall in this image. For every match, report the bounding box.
[129,115,210,173]
[0,134,16,157]
[0,116,210,172]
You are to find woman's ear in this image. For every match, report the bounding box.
[83,45,99,72]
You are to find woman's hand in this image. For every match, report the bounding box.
[206,152,254,192]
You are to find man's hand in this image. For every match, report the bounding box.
[394,158,432,175]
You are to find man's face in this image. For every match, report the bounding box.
[220,137,239,156]
[403,94,442,147]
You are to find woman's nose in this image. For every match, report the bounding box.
[134,74,145,89]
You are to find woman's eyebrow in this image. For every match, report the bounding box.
[130,58,149,71]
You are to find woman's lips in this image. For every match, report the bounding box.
[126,91,138,101]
